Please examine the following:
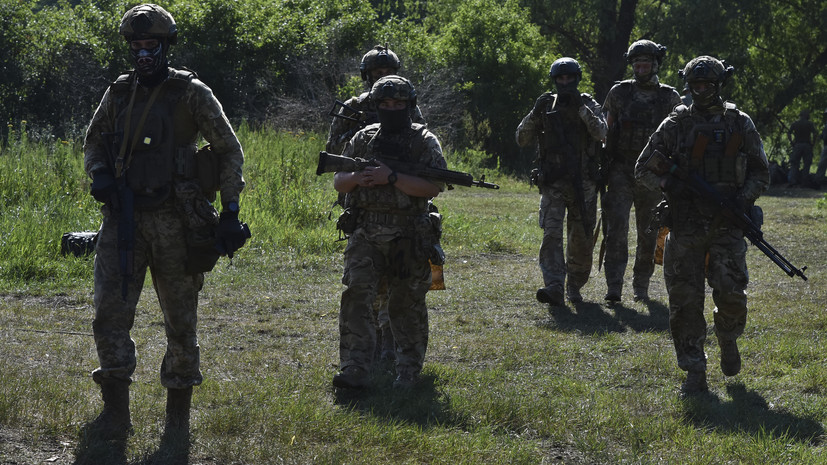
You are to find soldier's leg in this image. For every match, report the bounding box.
[601,170,634,299]
[708,231,748,376]
[815,147,827,180]
[802,144,814,179]
[565,183,597,297]
[374,277,394,363]
[631,185,663,300]
[137,208,204,389]
[663,232,708,373]
[537,187,567,303]
[92,212,149,385]
[386,239,431,384]
[788,144,803,184]
[338,233,384,374]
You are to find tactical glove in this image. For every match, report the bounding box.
[214,210,251,259]
[90,170,116,204]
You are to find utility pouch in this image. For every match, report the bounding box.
[428,210,445,266]
[185,225,220,274]
[336,207,360,235]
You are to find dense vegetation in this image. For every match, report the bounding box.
[3,0,826,172]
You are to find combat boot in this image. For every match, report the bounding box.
[332,366,369,389]
[566,283,583,303]
[681,370,708,396]
[604,286,622,303]
[165,387,193,432]
[89,379,132,440]
[719,338,742,376]
[536,287,564,306]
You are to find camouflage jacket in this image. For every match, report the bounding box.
[635,102,769,222]
[515,91,607,180]
[603,77,681,162]
[84,67,245,205]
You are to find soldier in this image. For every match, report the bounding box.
[83,4,248,440]
[635,56,769,395]
[326,44,425,154]
[601,40,681,302]
[516,57,608,306]
[332,75,446,390]
[326,45,428,364]
[787,109,818,186]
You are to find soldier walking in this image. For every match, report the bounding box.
[516,57,607,306]
[601,40,681,302]
[635,56,769,395]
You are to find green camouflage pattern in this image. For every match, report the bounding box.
[325,92,425,154]
[92,203,204,389]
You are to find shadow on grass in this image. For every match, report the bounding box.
[536,298,669,335]
[681,382,824,445]
[72,423,127,465]
[333,371,457,429]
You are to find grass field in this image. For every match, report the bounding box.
[1,129,826,464]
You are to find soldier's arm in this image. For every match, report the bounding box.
[738,115,770,202]
[580,98,608,142]
[516,93,550,148]
[635,117,677,191]
[187,78,245,206]
[83,87,117,177]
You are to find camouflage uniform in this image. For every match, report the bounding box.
[816,118,827,181]
[787,112,818,185]
[602,76,681,299]
[516,91,607,301]
[84,68,244,389]
[635,97,769,376]
[338,122,446,379]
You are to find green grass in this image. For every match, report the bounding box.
[1,129,826,463]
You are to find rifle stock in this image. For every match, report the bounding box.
[316,151,500,189]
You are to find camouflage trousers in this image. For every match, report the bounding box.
[663,225,748,373]
[538,179,597,294]
[340,229,431,376]
[788,142,814,184]
[601,165,662,295]
[92,202,204,389]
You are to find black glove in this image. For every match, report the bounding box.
[90,170,116,204]
[214,210,251,259]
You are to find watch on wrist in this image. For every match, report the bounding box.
[225,201,240,214]
[387,171,398,185]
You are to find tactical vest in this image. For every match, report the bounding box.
[110,68,198,205]
[349,124,430,220]
[613,81,676,160]
[673,103,746,216]
[536,93,590,181]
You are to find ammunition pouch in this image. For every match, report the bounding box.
[185,225,220,274]
[336,207,361,236]
[176,144,220,202]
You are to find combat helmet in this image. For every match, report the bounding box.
[119,4,178,44]
[360,45,401,82]
[370,75,417,106]
[625,40,666,66]
[549,57,582,83]
[679,56,734,109]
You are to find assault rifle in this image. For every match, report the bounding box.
[328,100,376,148]
[641,150,808,281]
[316,151,500,190]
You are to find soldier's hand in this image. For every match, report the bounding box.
[214,211,251,259]
[90,170,116,204]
